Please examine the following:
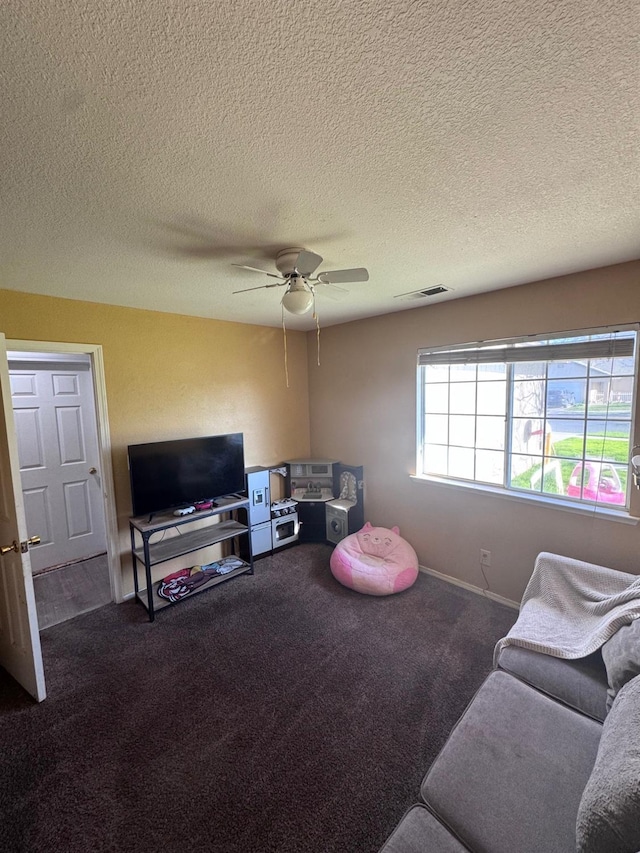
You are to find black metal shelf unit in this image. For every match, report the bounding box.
[129,495,253,621]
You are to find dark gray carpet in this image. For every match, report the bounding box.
[0,544,515,853]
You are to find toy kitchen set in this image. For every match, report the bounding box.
[244,460,364,556]
[287,459,364,545]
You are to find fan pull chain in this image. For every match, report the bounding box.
[282,304,290,388]
[313,293,321,366]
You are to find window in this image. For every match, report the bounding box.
[417,327,638,510]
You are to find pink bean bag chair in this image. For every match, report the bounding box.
[330,522,419,596]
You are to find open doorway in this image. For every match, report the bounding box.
[7,342,121,629]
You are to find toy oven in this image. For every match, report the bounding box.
[271,512,299,548]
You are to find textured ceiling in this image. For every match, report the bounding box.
[1,0,639,330]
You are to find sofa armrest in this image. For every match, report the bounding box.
[378,804,469,853]
[496,645,608,721]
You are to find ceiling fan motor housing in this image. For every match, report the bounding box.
[275,247,306,276]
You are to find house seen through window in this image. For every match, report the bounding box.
[417,327,638,510]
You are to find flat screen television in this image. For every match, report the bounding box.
[127,433,245,518]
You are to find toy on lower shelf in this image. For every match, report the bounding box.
[157,557,246,602]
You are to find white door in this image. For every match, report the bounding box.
[9,357,107,572]
[0,334,46,701]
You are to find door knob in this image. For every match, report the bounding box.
[89,467,97,474]
[1,536,41,555]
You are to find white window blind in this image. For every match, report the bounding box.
[418,331,635,366]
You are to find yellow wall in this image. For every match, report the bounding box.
[0,289,311,593]
[307,260,640,603]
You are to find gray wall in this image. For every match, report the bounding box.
[307,260,640,603]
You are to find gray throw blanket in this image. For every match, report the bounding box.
[494,552,640,666]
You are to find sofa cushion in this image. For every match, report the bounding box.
[421,671,602,853]
[576,674,640,853]
[601,618,640,710]
[378,804,469,853]
[496,644,608,721]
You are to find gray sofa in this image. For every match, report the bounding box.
[379,602,640,852]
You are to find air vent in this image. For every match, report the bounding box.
[420,285,449,297]
[394,285,452,300]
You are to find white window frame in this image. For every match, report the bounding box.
[415,324,640,517]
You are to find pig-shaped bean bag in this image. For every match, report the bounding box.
[330,522,419,596]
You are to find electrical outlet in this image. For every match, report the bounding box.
[480,549,491,567]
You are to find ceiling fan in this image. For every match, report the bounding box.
[232,247,369,315]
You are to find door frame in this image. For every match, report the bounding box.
[7,340,122,604]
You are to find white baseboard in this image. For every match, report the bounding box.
[419,565,520,610]
[121,567,520,609]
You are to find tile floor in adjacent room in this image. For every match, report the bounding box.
[33,553,112,629]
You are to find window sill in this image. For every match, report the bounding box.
[410,474,640,525]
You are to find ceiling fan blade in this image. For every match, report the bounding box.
[316,267,369,284]
[294,250,323,276]
[231,263,281,279]
[232,282,282,294]
[314,282,349,300]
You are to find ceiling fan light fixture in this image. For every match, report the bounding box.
[281,280,314,315]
